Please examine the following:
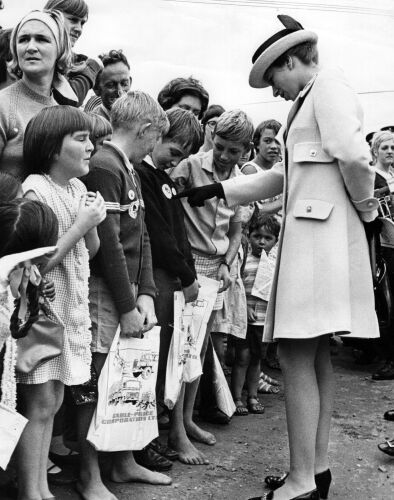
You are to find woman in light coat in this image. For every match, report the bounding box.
[178,15,379,500]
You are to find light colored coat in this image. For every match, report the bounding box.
[223,67,379,341]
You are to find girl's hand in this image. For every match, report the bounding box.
[40,278,56,301]
[75,192,106,233]
[183,279,199,303]
[218,263,232,292]
[85,191,97,206]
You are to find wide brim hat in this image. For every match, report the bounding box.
[249,15,318,89]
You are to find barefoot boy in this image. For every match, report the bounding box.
[81,91,170,500]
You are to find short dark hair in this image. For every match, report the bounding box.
[201,104,225,127]
[157,77,209,119]
[265,41,318,81]
[0,172,21,202]
[0,199,58,258]
[44,0,89,19]
[249,213,281,239]
[164,108,204,155]
[94,49,131,92]
[253,119,282,151]
[24,105,92,175]
[0,28,12,84]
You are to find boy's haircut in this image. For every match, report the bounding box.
[9,9,72,78]
[214,109,254,147]
[253,119,282,150]
[0,172,21,202]
[24,105,92,175]
[0,199,58,257]
[110,90,169,134]
[157,77,209,119]
[265,41,318,80]
[93,49,131,92]
[249,213,281,239]
[44,0,89,19]
[0,28,12,84]
[164,108,204,155]
[201,104,225,127]
[88,112,113,140]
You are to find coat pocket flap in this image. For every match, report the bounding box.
[293,199,334,220]
[293,142,334,163]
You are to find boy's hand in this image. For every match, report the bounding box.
[182,279,199,303]
[75,192,106,233]
[120,308,144,338]
[247,306,257,323]
[136,294,157,333]
[40,278,56,301]
[218,263,232,292]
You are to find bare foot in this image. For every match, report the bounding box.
[168,432,209,465]
[76,480,118,500]
[185,420,216,445]
[110,463,172,485]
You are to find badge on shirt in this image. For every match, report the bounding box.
[128,189,135,200]
[172,187,177,196]
[129,200,139,218]
[162,184,172,199]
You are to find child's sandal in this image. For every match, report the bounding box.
[258,380,280,394]
[259,371,280,387]
[247,396,265,414]
[234,398,249,416]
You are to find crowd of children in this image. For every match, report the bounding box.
[0,1,393,500]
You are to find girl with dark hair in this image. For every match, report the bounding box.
[16,105,106,500]
[200,104,225,153]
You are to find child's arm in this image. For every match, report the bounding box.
[83,192,103,259]
[217,220,242,292]
[24,190,105,274]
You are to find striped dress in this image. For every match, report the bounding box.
[18,175,91,385]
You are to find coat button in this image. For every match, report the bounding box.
[310,149,317,157]
[306,205,312,212]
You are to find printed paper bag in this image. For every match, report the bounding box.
[87,327,160,451]
[212,346,236,418]
[0,402,28,470]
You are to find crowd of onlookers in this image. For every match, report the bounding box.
[0,1,393,499]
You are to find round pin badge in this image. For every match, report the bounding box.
[128,189,135,200]
[128,200,139,218]
[162,184,172,199]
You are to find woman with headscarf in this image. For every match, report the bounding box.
[177,15,379,500]
[0,9,77,180]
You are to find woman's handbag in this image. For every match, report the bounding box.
[16,302,64,374]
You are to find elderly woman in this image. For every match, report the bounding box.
[179,15,379,500]
[0,9,76,180]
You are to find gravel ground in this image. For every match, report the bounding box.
[4,343,394,500]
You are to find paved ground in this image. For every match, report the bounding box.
[5,343,394,500]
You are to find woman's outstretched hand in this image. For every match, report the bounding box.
[173,183,225,207]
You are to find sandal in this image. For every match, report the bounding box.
[378,439,394,457]
[259,371,280,387]
[258,380,280,394]
[247,396,265,414]
[234,398,249,416]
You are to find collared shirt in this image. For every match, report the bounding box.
[169,150,246,256]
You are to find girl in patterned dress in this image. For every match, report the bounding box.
[18,105,106,500]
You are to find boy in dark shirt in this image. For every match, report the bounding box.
[136,108,208,465]
[81,90,171,499]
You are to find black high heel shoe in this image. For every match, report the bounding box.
[248,488,320,500]
[265,469,331,499]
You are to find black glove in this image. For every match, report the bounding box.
[173,183,225,207]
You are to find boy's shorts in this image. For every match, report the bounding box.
[89,275,137,353]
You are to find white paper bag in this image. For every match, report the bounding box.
[0,402,28,470]
[212,348,236,418]
[164,276,219,409]
[87,327,160,451]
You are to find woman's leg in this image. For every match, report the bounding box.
[245,325,263,401]
[314,335,334,474]
[17,380,64,500]
[272,337,321,500]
